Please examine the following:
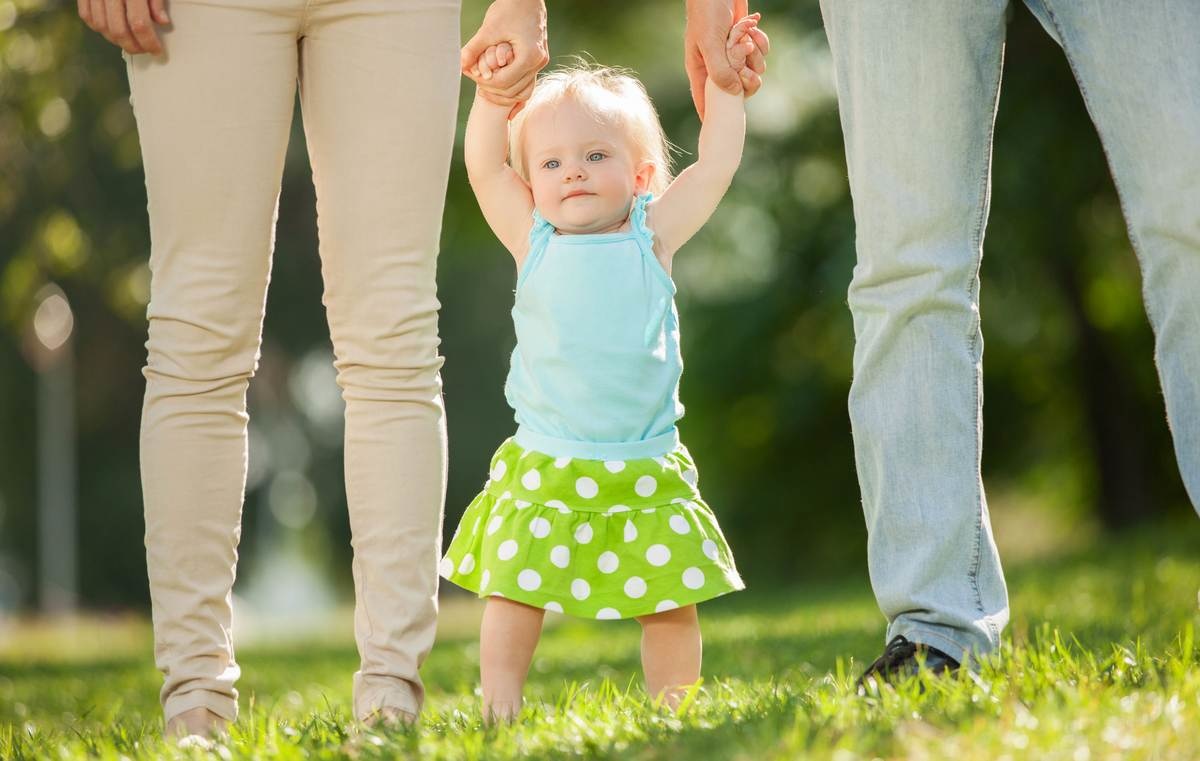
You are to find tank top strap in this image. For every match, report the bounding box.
[518,207,557,290]
[628,192,656,248]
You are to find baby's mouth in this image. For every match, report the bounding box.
[563,191,594,200]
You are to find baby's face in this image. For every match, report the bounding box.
[522,99,648,234]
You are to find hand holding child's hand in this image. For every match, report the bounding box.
[468,42,515,82]
[726,13,770,98]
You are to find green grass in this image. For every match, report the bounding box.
[2,521,1198,759]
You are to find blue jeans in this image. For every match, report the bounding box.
[818,0,1200,660]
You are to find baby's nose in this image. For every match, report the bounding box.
[564,164,587,180]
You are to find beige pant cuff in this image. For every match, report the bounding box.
[354,685,421,723]
[164,689,238,725]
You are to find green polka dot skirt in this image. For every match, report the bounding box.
[439,437,744,619]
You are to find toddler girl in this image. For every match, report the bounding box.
[442,16,769,721]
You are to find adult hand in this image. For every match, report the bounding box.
[462,0,549,118]
[78,0,170,56]
[685,0,767,119]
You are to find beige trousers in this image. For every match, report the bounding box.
[124,0,461,724]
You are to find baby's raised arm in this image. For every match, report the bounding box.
[647,15,768,260]
[464,47,536,263]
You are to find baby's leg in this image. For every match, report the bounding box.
[635,605,702,709]
[480,597,546,722]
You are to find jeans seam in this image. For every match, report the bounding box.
[965,33,1006,643]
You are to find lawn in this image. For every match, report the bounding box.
[2,521,1198,759]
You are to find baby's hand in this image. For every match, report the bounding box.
[467,41,515,81]
[726,13,770,98]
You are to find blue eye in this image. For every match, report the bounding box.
[587,152,606,162]
[543,159,560,169]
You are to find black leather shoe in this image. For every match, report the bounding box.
[856,635,961,690]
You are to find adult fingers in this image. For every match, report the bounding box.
[148,0,169,25]
[739,67,762,98]
[125,0,162,55]
[104,0,143,53]
[748,25,770,56]
[461,27,490,73]
[89,0,107,34]
[78,0,93,27]
[685,43,708,120]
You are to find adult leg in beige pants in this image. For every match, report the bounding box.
[124,0,461,726]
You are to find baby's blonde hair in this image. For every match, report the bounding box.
[509,62,673,196]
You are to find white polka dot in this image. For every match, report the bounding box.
[623,520,638,543]
[604,460,626,473]
[702,539,719,561]
[490,460,507,481]
[684,501,701,512]
[682,469,698,486]
[545,499,570,514]
[645,544,671,567]
[597,551,619,574]
[635,475,657,497]
[498,490,512,502]
[438,557,454,577]
[490,591,505,598]
[514,499,532,509]
[641,508,657,514]
[682,567,705,589]
[544,601,563,613]
[550,545,570,568]
[669,515,691,534]
[487,515,504,536]
[575,476,599,499]
[497,539,519,561]
[517,569,542,591]
[606,504,630,515]
[571,579,591,600]
[528,517,551,538]
[521,469,541,490]
[554,456,572,469]
[457,553,476,574]
[624,576,647,599]
[670,498,688,505]
[480,570,491,589]
[472,517,481,534]
[574,523,594,544]
[596,608,621,620]
[652,456,669,467]
[655,600,679,612]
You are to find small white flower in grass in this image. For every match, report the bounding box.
[438,557,454,577]
[528,517,551,538]
[480,570,491,590]
[576,476,599,499]
[682,567,705,589]
[624,576,647,599]
[646,544,671,566]
[490,460,507,481]
[598,551,619,574]
[635,475,657,497]
[596,608,621,620]
[545,601,563,613]
[487,515,504,536]
[604,460,625,473]
[655,600,679,613]
[554,456,572,469]
[521,469,541,490]
[517,569,542,591]
[497,540,519,561]
[669,515,691,535]
[702,539,719,561]
[571,579,591,600]
[457,553,475,574]
[575,523,594,544]
[550,545,570,568]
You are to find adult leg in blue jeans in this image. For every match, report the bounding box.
[818,0,1199,681]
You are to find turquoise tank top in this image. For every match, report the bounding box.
[504,193,685,460]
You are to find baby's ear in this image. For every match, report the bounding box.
[634,160,657,195]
